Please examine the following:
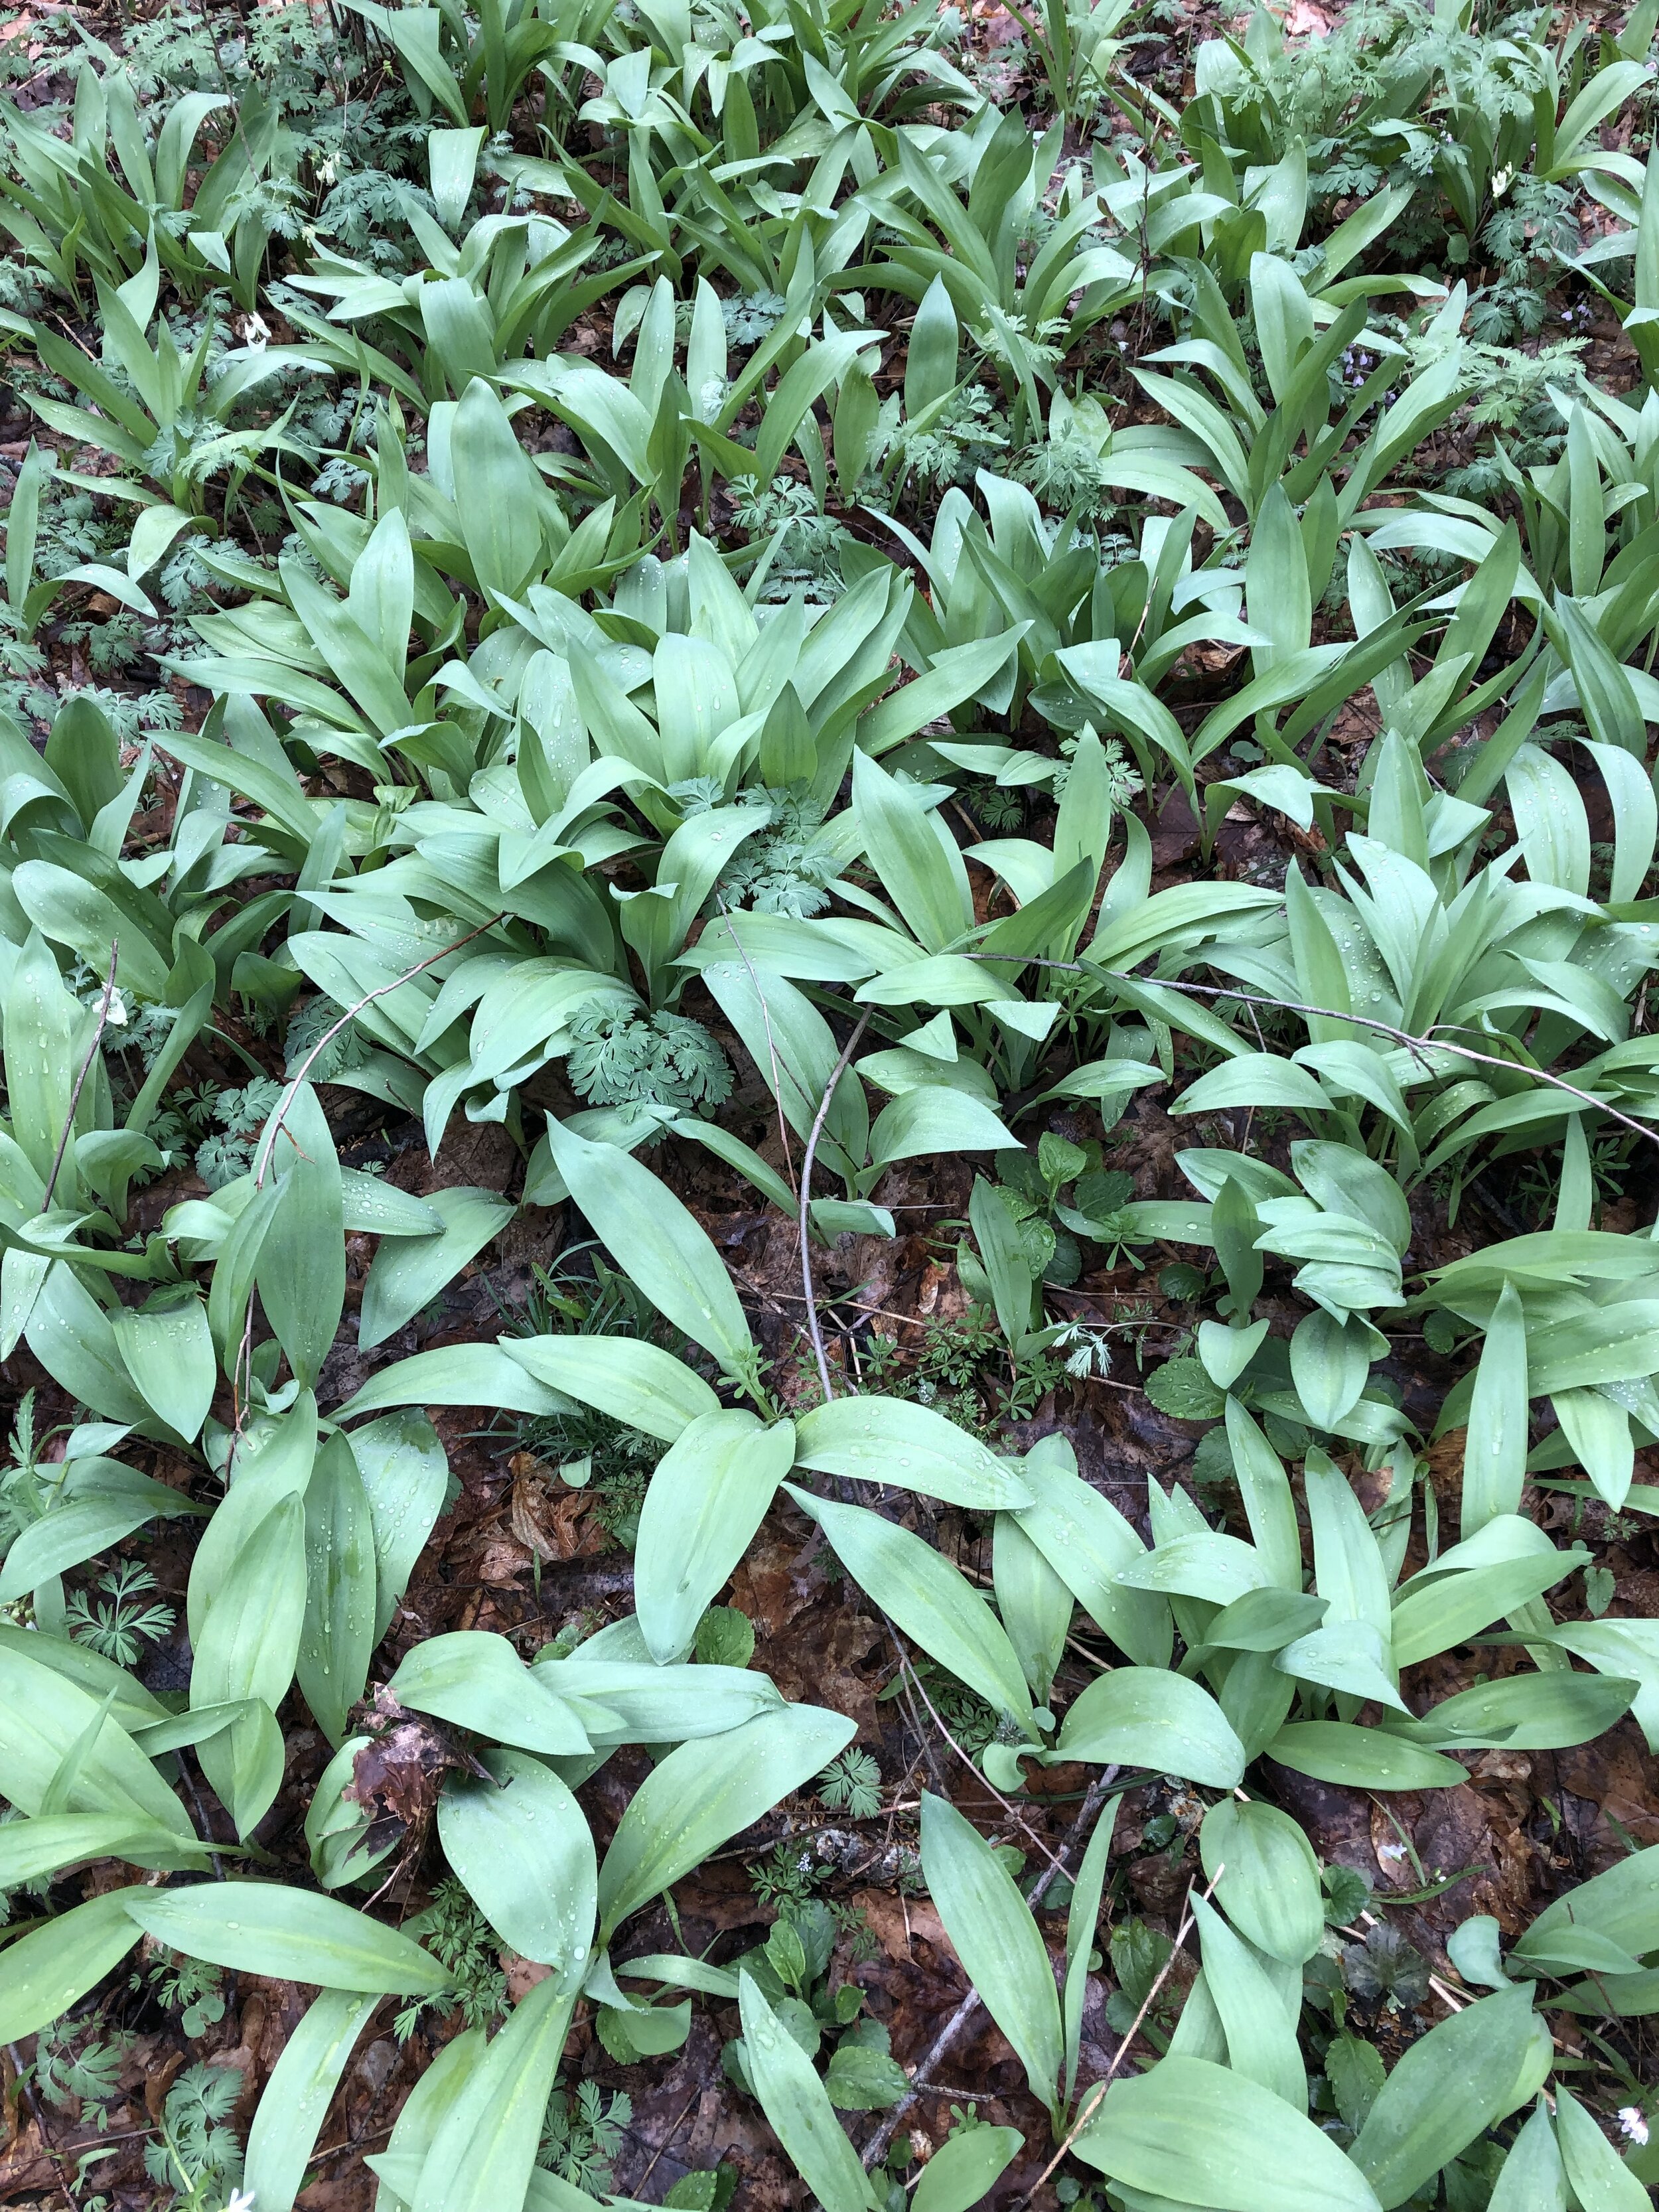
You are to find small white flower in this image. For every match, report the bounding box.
[1619,2108,1649,2146]
[102,985,128,1029]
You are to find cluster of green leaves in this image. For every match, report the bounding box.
[4,0,1659,2204]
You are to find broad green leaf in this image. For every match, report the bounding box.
[851,747,972,951]
[5,930,81,1191]
[192,1491,307,1724]
[738,1972,876,2212]
[904,273,959,421]
[358,1185,515,1350]
[1516,1842,1659,1968]
[368,2027,483,2212]
[335,1341,577,1424]
[1264,1722,1466,1789]
[1199,1799,1324,1964]
[244,1989,380,2212]
[920,1791,1063,2116]
[635,1411,796,1662]
[0,1810,201,1886]
[534,1652,782,1741]
[1463,1281,1528,1532]
[788,1486,1035,1735]
[1175,1053,1334,1118]
[1055,1667,1245,1787]
[0,1466,203,1603]
[13,857,170,999]
[500,1333,719,1441]
[388,1632,597,1757]
[0,1887,145,2041]
[1350,1986,1539,2208]
[866,1084,1019,1167]
[1391,1548,1584,1668]
[255,1084,345,1392]
[1012,1436,1171,1668]
[1553,2087,1649,2211]
[793,1396,1032,1511]
[186,1392,319,1641]
[1552,1386,1634,1513]
[993,1512,1072,1704]
[437,1749,597,1972]
[1224,1401,1303,1591]
[1392,1671,1633,1751]
[412,1974,577,2212]
[350,1411,451,1643]
[1064,1794,1119,2105]
[597,1704,855,1942]
[1304,1449,1392,1652]
[26,1262,149,1426]
[1289,1307,1372,1430]
[1191,1891,1306,2107]
[541,1117,755,1375]
[110,1290,216,1440]
[196,1486,309,1849]
[451,374,548,600]
[125,1882,449,1992]
[912,2126,1023,2212]
[1075,2054,1382,2211]
[1488,2099,1565,2212]
[298,1431,378,1747]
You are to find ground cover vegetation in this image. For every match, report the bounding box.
[1,0,1658,2203]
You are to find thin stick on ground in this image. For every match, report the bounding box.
[632,2085,703,2194]
[7,2042,80,2212]
[860,1769,1121,2170]
[797,1007,872,1402]
[965,953,1659,1154]
[890,1636,1066,1876]
[40,939,119,1213]
[253,911,508,1187]
[1011,1864,1222,2208]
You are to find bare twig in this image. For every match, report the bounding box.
[798,1008,872,1402]
[253,912,508,1187]
[632,2086,703,2193]
[861,1769,1121,2168]
[891,1637,1066,1876]
[965,953,1659,1154]
[1012,1864,1221,2208]
[40,940,119,1213]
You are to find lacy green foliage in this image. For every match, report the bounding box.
[33,2019,137,2134]
[143,2062,244,2205]
[719,789,843,918]
[194,1076,285,1189]
[66,1560,177,1665]
[567,1007,735,1118]
[817,1748,883,1820]
[394,1878,508,2041]
[539,2083,632,2195]
[137,1950,228,2041]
